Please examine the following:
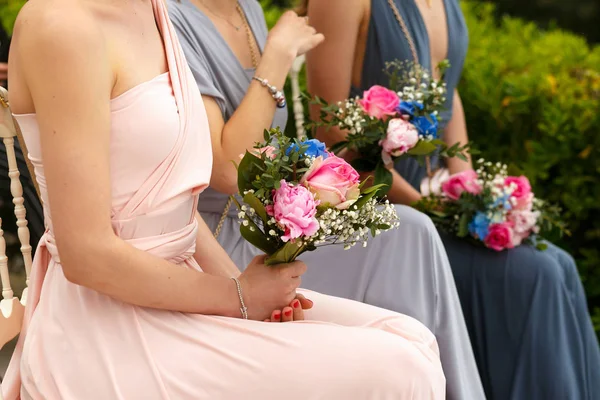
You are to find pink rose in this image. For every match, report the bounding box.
[505,176,533,209]
[358,85,400,119]
[484,223,515,251]
[301,155,361,210]
[380,118,419,157]
[254,145,277,160]
[441,170,483,201]
[268,180,319,242]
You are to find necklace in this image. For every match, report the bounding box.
[213,3,259,238]
[199,0,242,31]
[387,0,420,65]
[237,3,259,68]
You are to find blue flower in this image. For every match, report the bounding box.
[397,101,423,117]
[287,139,329,159]
[412,114,439,138]
[493,194,512,211]
[469,212,490,240]
[397,101,438,138]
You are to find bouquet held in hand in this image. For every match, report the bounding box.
[414,159,568,251]
[308,60,469,196]
[233,129,400,265]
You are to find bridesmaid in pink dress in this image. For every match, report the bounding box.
[2,0,445,398]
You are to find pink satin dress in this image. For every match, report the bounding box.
[2,0,445,398]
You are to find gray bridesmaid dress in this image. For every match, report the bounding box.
[357,0,600,399]
[168,0,485,398]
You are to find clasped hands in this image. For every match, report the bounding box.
[238,255,313,323]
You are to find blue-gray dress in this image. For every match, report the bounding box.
[168,0,485,398]
[358,0,600,399]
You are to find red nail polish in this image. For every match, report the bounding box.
[284,309,292,317]
[293,300,300,308]
[273,312,281,320]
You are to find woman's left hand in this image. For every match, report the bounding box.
[264,293,313,322]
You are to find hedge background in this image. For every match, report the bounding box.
[1,0,599,334]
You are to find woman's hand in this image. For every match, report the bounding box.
[238,256,307,321]
[265,11,324,61]
[264,293,314,323]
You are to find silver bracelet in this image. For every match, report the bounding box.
[231,277,248,319]
[252,76,287,109]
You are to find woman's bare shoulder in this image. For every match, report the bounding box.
[9,0,112,113]
[13,0,106,57]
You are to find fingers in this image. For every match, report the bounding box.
[295,293,314,310]
[286,260,307,278]
[271,309,282,323]
[251,254,268,265]
[281,306,294,322]
[291,298,305,321]
[297,33,325,56]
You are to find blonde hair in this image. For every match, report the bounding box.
[295,0,309,16]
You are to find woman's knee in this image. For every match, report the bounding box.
[395,205,437,234]
[505,246,565,291]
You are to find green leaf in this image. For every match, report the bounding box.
[374,162,393,197]
[430,139,447,146]
[240,219,279,255]
[457,214,470,237]
[536,242,548,251]
[242,192,268,223]
[406,140,438,156]
[330,141,349,155]
[265,241,306,265]
[361,183,388,195]
[237,151,265,193]
[352,189,378,210]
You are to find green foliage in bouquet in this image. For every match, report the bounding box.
[233,128,399,265]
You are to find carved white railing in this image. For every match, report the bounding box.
[0,87,35,393]
[289,55,306,140]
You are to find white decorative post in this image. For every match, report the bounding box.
[290,55,306,140]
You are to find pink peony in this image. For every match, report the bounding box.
[268,180,319,242]
[508,209,539,235]
[380,118,420,157]
[301,155,361,210]
[358,85,400,119]
[484,223,515,251]
[507,209,540,247]
[441,170,483,201]
[505,176,533,210]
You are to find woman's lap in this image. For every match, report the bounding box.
[439,232,600,399]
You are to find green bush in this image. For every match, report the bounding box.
[0,0,26,35]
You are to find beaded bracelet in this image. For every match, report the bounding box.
[252,76,287,109]
[231,277,248,319]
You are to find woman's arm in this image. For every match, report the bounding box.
[193,212,241,278]
[208,12,324,194]
[13,10,249,318]
[306,0,421,205]
[443,90,473,174]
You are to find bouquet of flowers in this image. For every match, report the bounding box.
[414,159,568,251]
[307,60,470,196]
[233,128,400,265]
